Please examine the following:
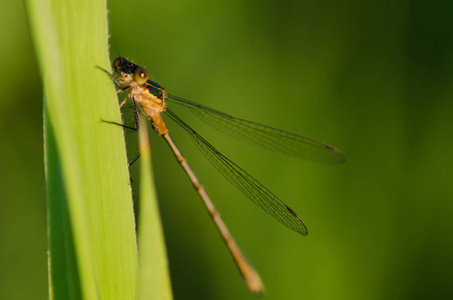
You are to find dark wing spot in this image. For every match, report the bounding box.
[324,144,335,151]
[285,205,300,219]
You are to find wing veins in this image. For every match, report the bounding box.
[165,108,308,235]
[167,94,345,164]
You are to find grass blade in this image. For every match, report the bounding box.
[137,119,174,300]
[26,0,139,298]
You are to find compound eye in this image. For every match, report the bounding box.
[134,67,148,84]
[113,56,124,72]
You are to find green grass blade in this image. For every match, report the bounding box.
[26,0,139,299]
[137,119,174,300]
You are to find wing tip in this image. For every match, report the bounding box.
[285,205,309,236]
[323,144,346,164]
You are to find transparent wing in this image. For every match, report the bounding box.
[166,94,345,164]
[165,108,308,236]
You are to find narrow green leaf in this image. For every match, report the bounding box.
[26,0,139,299]
[137,119,174,300]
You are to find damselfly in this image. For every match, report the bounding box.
[100,57,345,294]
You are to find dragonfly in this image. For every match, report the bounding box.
[100,56,345,294]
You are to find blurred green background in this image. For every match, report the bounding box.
[2,0,452,299]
